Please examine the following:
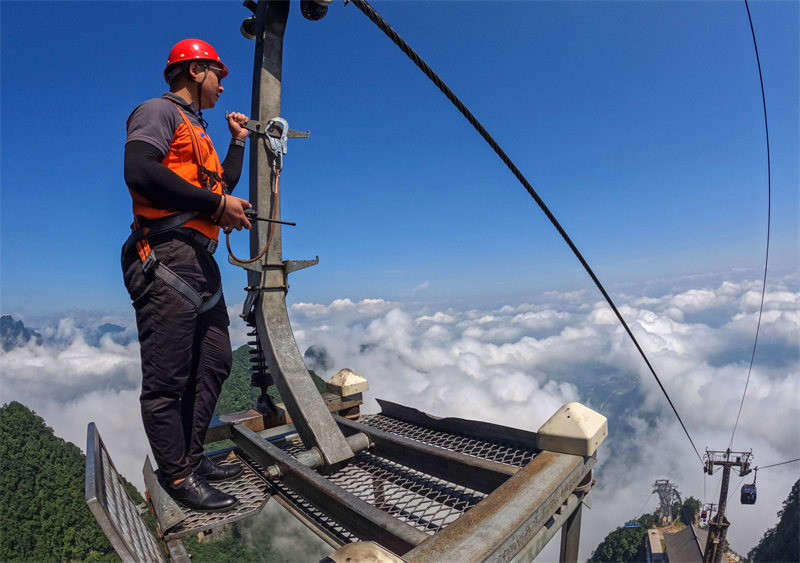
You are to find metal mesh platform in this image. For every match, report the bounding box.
[161,452,271,540]
[89,399,595,562]
[327,451,485,534]
[239,448,361,546]
[236,434,362,546]
[239,445,484,544]
[359,413,537,467]
[234,420,527,546]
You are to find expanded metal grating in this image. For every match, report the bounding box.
[327,450,485,534]
[163,452,271,540]
[359,414,537,467]
[86,423,165,563]
[99,446,164,561]
[245,434,486,541]
[238,448,362,546]
[147,411,538,547]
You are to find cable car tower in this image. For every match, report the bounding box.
[702,449,752,563]
[84,1,609,561]
[651,479,682,525]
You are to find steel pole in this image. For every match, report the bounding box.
[559,503,582,563]
[245,0,352,467]
[704,464,731,563]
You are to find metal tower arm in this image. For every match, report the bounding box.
[233,0,353,467]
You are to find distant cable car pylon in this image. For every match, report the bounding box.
[702,449,753,563]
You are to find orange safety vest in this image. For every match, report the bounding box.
[130,104,224,241]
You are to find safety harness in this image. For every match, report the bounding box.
[123,102,225,314]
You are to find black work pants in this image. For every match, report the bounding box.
[123,236,232,482]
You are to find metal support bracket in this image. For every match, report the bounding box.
[230,254,319,276]
[285,257,319,274]
[244,118,310,140]
[142,456,187,533]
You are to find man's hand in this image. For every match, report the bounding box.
[226,112,249,141]
[213,194,252,231]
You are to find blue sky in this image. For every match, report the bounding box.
[1,3,798,557]
[1,0,797,316]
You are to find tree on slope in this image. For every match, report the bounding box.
[588,526,648,562]
[0,401,128,561]
[681,496,701,525]
[748,479,800,562]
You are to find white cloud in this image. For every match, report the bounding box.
[416,311,456,324]
[413,280,431,291]
[543,289,587,302]
[1,276,797,559]
[0,312,150,491]
[290,297,395,318]
[288,277,799,558]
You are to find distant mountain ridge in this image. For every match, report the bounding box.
[0,315,42,351]
[98,323,125,334]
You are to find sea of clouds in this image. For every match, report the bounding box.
[1,274,797,560]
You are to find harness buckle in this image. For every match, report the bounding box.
[142,250,158,276]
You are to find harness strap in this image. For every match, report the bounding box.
[150,260,222,314]
[169,101,225,191]
[122,102,226,314]
[122,215,222,314]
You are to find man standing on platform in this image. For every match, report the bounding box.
[122,38,251,512]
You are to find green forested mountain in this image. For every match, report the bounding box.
[0,349,329,562]
[748,479,800,562]
[587,516,652,563]
[587,497,701,563]
[0,401,138,561]
[214,345,262,415]
[214,345,327,416]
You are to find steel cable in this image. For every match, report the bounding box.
[636,492,656,519]
[729,0,772,452]
[757,458,800,470]
[348,0,703,463]
[226,168,281,264]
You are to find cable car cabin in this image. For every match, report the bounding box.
[700,510,708,521]
[741,483,757,504]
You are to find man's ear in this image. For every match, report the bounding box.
[188,61,203,80]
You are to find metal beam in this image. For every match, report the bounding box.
[242,0,352,467]
[232,424,428,554]
[559,502,582,563]
[508,493,583,563]
[402,451,595,562]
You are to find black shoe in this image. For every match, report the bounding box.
[166,474,238,513]
[194,456,243,482]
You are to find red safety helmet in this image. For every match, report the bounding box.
[163,38,229,83]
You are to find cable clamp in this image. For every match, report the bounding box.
[244,117,309,170]
[240,287,260,319]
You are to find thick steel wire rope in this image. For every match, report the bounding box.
[348,0,703,463]
[757,458,800,470]
[729,0,772,451]
[636,492,656,519]
[727,474,748,505]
